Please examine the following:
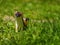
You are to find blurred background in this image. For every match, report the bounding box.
[0,0,60,45]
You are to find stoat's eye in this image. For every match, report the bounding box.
[15,12,22,17]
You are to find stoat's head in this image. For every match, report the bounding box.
[15,11,22,17]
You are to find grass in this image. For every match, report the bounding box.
[0,0,60,45]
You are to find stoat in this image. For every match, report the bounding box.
[15,11,29,32]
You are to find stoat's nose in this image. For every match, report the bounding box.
[15,12,22,17]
